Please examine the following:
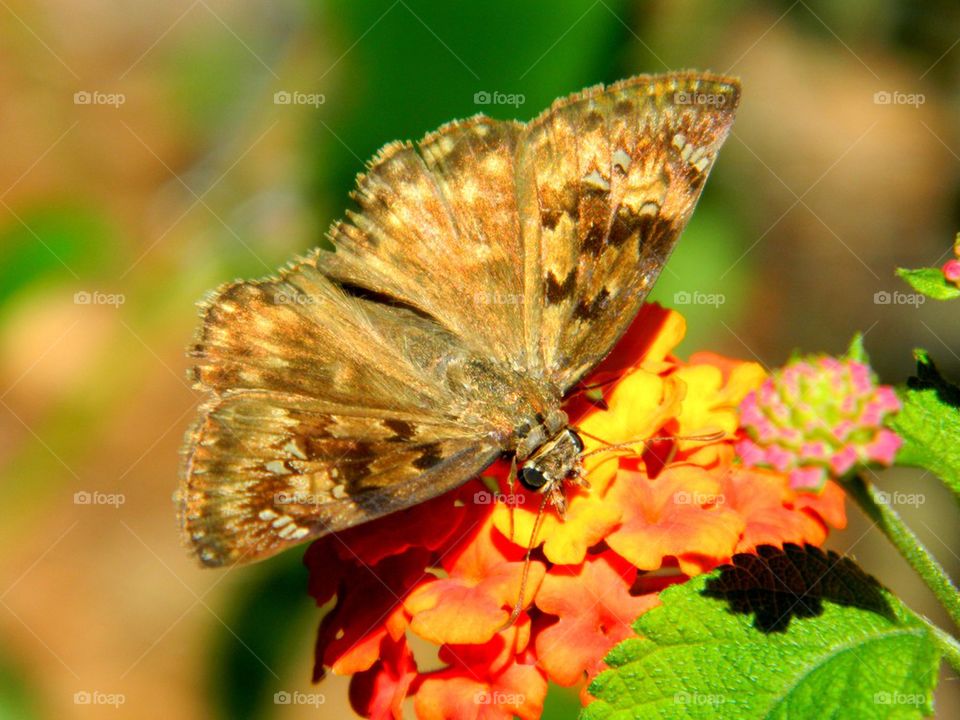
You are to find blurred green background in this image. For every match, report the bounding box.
[1,0,959,717]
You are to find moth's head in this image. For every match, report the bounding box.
[518,428,584,492]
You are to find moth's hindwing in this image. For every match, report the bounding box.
[180,390,499,566]
[180,264,504,566]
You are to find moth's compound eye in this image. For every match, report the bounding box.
[568,430,585,454]
[519,466,548,490]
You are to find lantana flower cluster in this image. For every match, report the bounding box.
[943,238,960,286]
[736,355,902,492]
[305,305,847,720]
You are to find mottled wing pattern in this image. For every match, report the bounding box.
[180,259,502,566]
[317,117,531,368]
[516,72,740,389]
[180,72,740,567]
[183,391,498,566]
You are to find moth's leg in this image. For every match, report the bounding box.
[506,455,518,542]
[547,483,567,519]
[497,492,550,633]
[570,468,591,490]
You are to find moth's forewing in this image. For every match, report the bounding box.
[517,73,740,390]
[321,118,529,366]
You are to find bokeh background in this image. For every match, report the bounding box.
[1,0,959,717]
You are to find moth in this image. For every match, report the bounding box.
[178,71,740,568]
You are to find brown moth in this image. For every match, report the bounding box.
[178,71,740,567]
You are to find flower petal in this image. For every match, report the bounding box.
[604,466,745,573]
[534,552,658,686]
[326,484,473,566]
[491,485,620,566]
[312,548,431,677]
[405,518,545,645]
[348,634,417,720]
[414,662,548,720]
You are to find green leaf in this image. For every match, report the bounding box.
[845,332,869,364]
[583,545,940,720]
[896,267,960,300]
[889,350,960,498]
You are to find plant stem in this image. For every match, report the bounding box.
[848,474,960,632]
[926,619,960,676]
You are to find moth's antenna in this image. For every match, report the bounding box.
[573,427,615,447]
[578,429,726,461]
[498,490,551,632]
